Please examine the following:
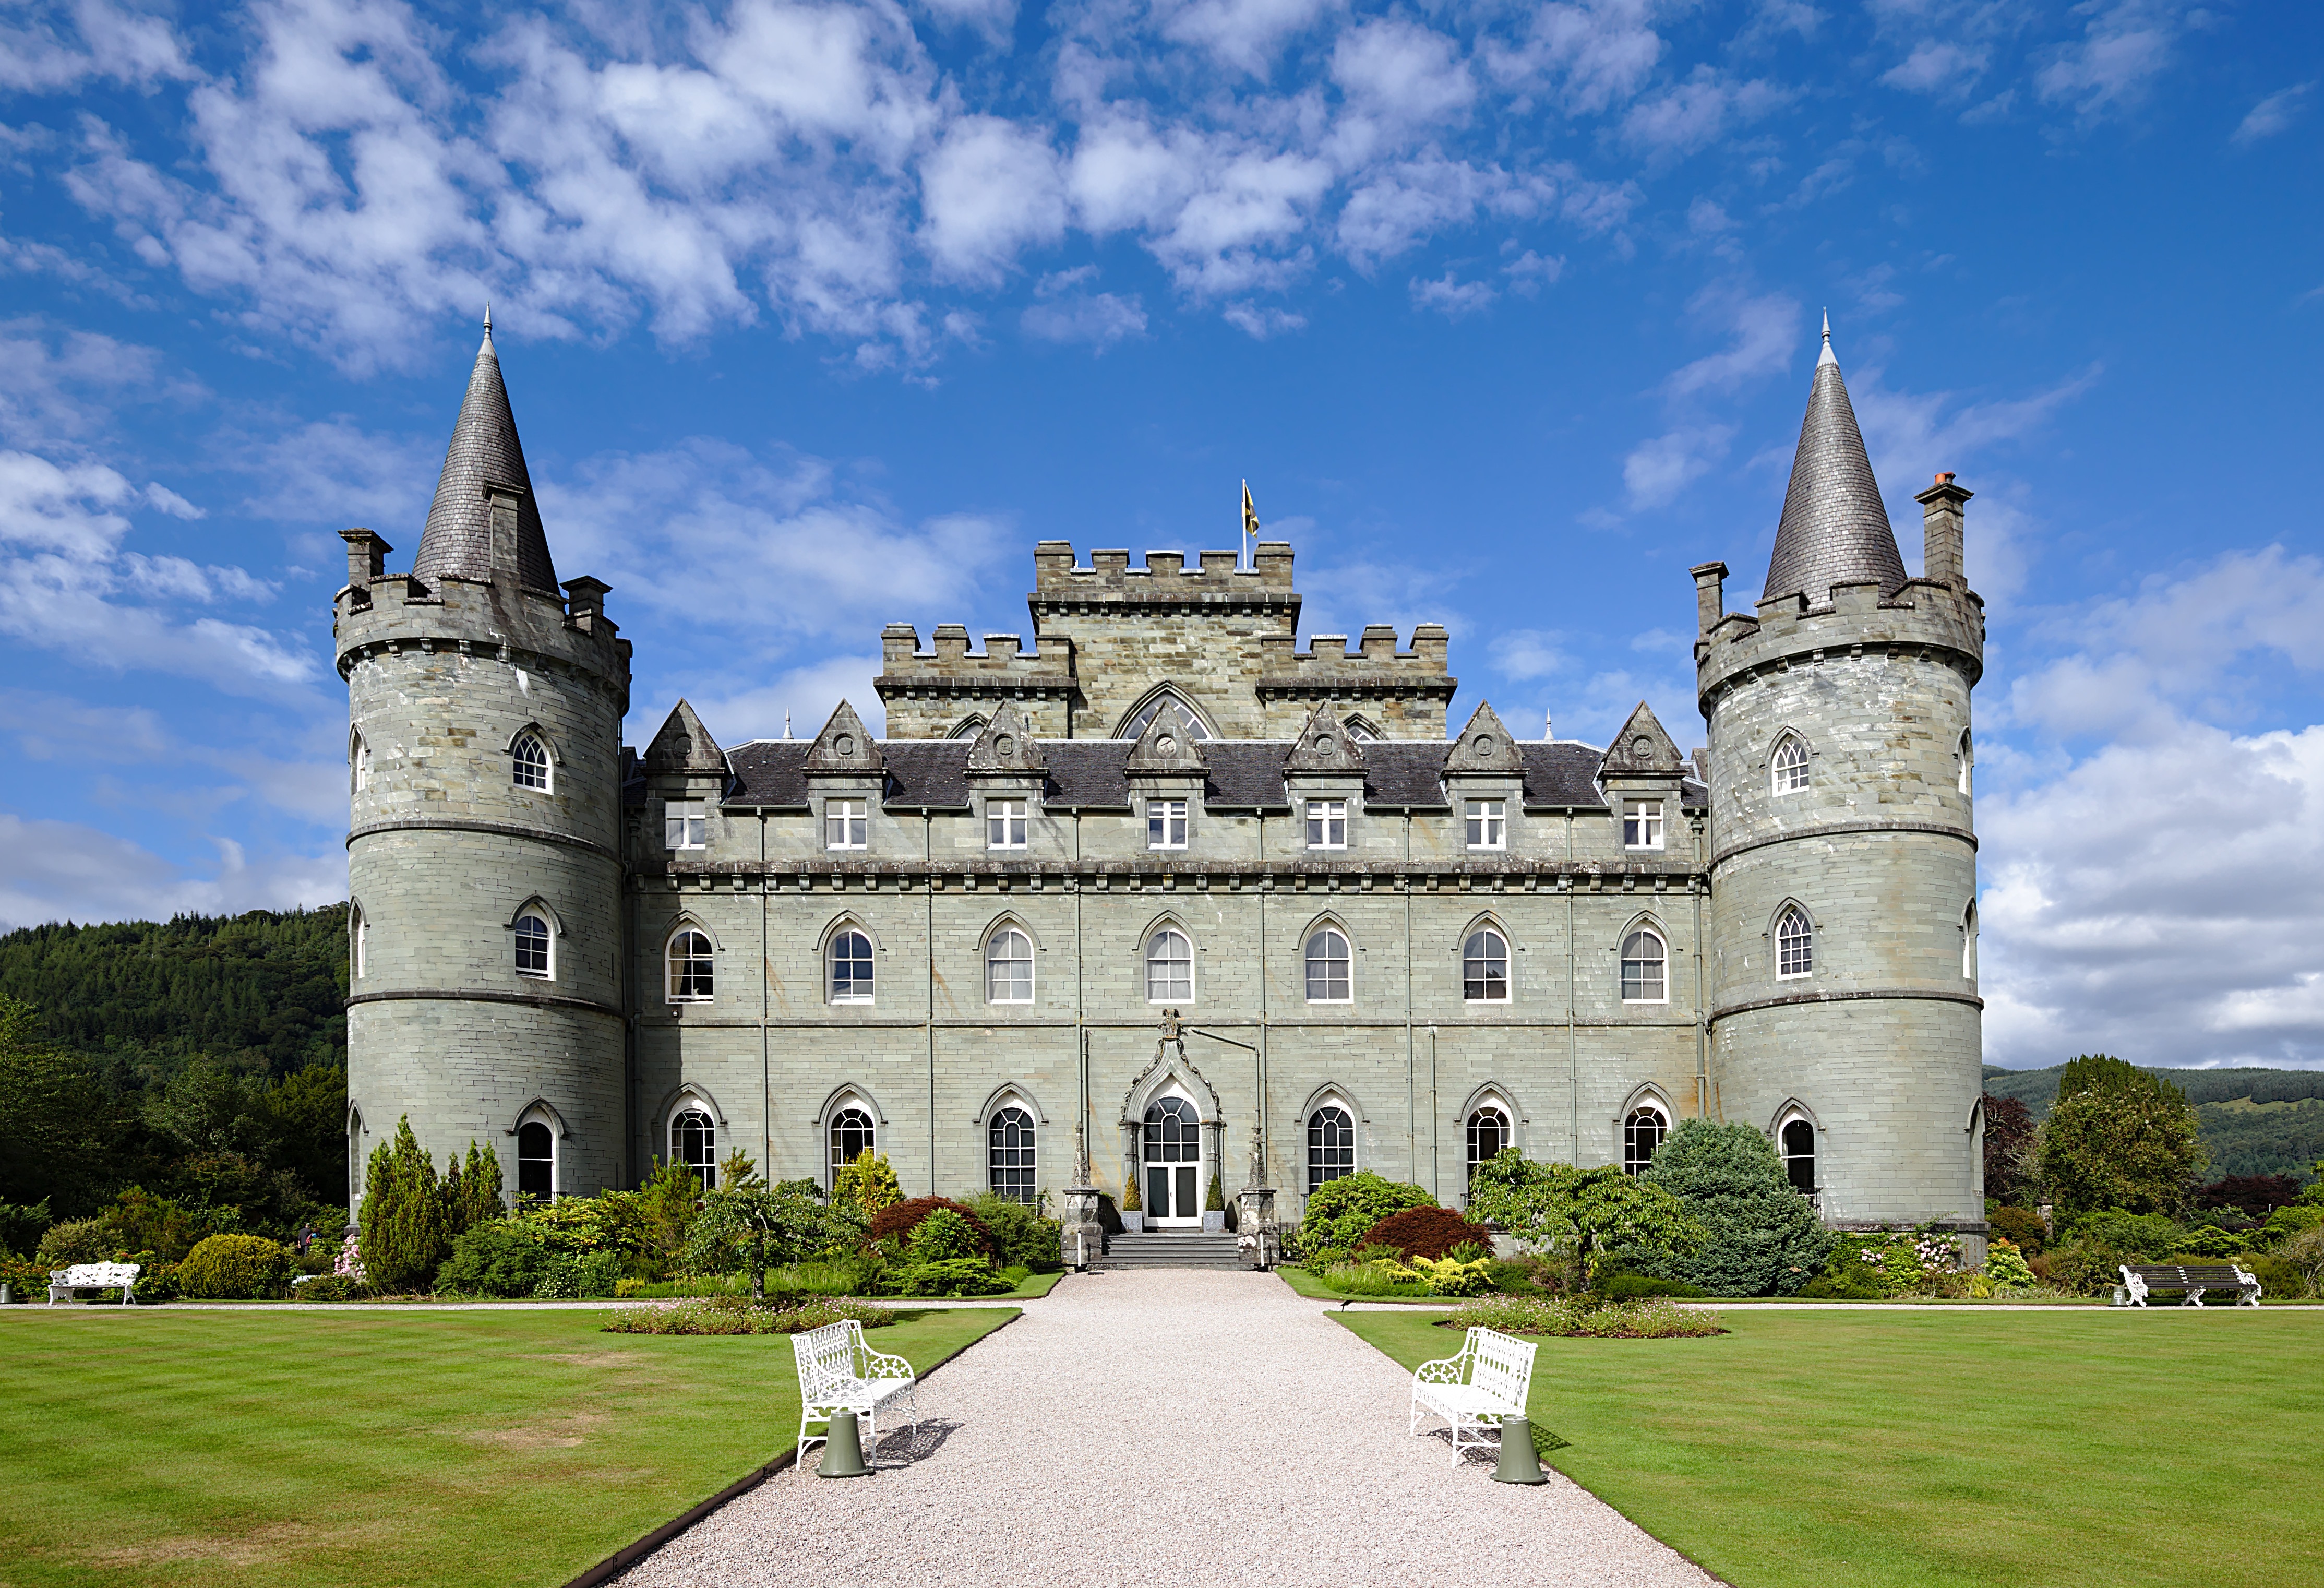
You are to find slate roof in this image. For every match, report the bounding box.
[410,320,560,594]
[717,737,1703,813]
[1761,325,1909,605]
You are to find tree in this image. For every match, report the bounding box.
[1981,1093,2038,1206]
[683,1151,838,1300]
[0,997,127,1216]
[1637,1119,1833,1296]
[1466,1149,1704,1287]
[359,1117,451,1291]
[443,1140,504,1236]
[2038,1056,2204,1220]
[833,1149,902,1221]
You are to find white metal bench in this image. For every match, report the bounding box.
[792,1318,917,1476]
[2115,1263,2262,1307]
[1410,1324,1537,1465]
[49,1262,141,1305]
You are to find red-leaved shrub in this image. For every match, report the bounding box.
[1361,1205,1493,1262]
[868,1196,995,1256]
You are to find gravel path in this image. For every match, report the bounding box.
[615,1268,1717,1588]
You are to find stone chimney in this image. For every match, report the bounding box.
[1914,472,1972,591]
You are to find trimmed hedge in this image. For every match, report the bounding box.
[177,1234,295,1299]
[1361,1205,1493,1262]
[868,1196,995,1256]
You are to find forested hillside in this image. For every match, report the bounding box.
[1984,1063,2324,1181]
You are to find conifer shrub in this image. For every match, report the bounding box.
[444,1141,504,1235]
[358,1117,451,1292]
[833,1149,903,1220]
[868,1196,995,1256]
[1635,1119,1833,1296]
[437,1221,555,1297]
[965,1193,1064,1273]
[1361,1205,1492,1262]
[178,1233,295,1299]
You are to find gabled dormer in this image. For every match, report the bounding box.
[1600,700,1685,857]
[643,699,728,858]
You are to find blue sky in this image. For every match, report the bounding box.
[1,0,2319,1070]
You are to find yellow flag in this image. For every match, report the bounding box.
[1241,480,1260,545]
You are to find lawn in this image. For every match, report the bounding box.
[1273,1264,1440,1303]
[0,1305,1014,1588]
[1338,1307,2323,1588]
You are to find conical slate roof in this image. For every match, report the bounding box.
[410,316,558,593]
[1762,320,1907,605]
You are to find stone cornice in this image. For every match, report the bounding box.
[347,987,623,1018]
[633,855,1708,890]
[1708,986,1983,1023]
[349,817,621,862]
[873,673,1079,696]
[1710,819,1977,871]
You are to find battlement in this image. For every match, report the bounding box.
[1029,540,1298,605]
[1693,574,1984,706]
[1256,624,1453,683]
[878,623,1073,677]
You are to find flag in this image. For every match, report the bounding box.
[1242,480,1260,552]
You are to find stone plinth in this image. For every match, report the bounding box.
[1235,1186,1279,1269]
[1060,1186,1106,1270]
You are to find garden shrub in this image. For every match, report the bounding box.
[1410,1255,1494,1296]
[1980,1238,2039,1292]
[1319,1260,1433,1297]
[1635,1119,1834,1296]
[1297,1171,1433,1267]
[2255,1205,2324,1249]
[2245,1253,2307,1300]
[443,1141,504,1236]
[130,1262,181,1302]
[2066,1210,2183,1259]
[888,1256,1012,1296]
[2038,1057,2203,1220]
[834,1149,903,1220]
[535,1250,622,1299]
[2041,1239,2139,1296]
[1,1252,52,1298]
[2283,1227,2324,1295]
[1596,1272,1709,1299]
[0,1196,53,1259]
[101,1187,204,1263]
[1466,1151,1702,1287]
[1448,1293,1724,1338]
[965,1194,1064,1273]
[1987,1205,2046,1256]
[907,1207,987,1263]
[602,1295,896,1335]
[34,1217,109,1268]
[2170,1226,2246,1260]
[870,1196,995,1256]
[1361,1205,1493,1262]
[178,1233,296,1299]
[436,1221,555,1297]
[1485,1258,1548,1294]
[293,1274,372,1302]
[359,1118,451,1292]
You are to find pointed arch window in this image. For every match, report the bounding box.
[667,928,714,1001]
[351,905,367,980]
[828,928,874,1004]
[670,1107,716,1190]
[1304,927,1351,1002]
[1120,693,1212,742]
[949,714,989,740]
[1463,928,1510,1002]
[514,911,552,979]
[986,927,1033,1003]
[1308,1105,1354,1191]
[518,1121,554,1200]
[989,1105,1036,1202]
[1958,730,1974,796]
[512,732,550,791]
[1772,734,1810,794]
[829,1105,876,1187]
[1467,1104,1510,1182]
[1624,1102,1669,1174]
[1146,927,1192,1002]
[350,731,371,794]
[1775,906,1814,978]
[1962,901,1979,981]
[1621,928,1667,1003]
[1340,715,1380,743]
[1779,1117,1816,1193]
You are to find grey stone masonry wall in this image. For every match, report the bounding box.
[876,624,1078,739]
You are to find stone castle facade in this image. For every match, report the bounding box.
[338,320,1988,1253]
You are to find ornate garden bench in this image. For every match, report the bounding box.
[2115,1264,2262,1307]
[792,1318,918,1476]
[1410,1325,1538,1465]
[48,1262,141,1305]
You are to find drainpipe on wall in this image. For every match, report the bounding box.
[1566,810,1578,1164]
[761,811,771,1169]
[1428,1024,1440,1203]
[1404,812,1415,1185]
[924,809,936,1197]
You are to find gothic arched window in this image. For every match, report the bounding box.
[1304,927,1351,1002]
[829,1106,876,1186]
[517,1121,554,1200]
[1621,929,1667,1004]
[1308,1105,1354,1191]
[1776,906,1814,978]
[1120,694,1212,742]
[514,911,552,979]
[1624,1104,1669,1174]
[1463,928,1509,1002]
[1772,734,1810,794]
[1146,928,1192,1002]
[512,732,550,791]
[670,1107,716,1190]
[667,928,714,1000]
[351,731,371,794]
[989,1105,1036,1202]
[986,927,1033,1004]
[828,928,874,1004]
[1780,1117,1816,1192]
[1467,1105,1510,1181]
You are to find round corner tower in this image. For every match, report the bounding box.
[1692,321,1986,1256]
[335,319,632,1211]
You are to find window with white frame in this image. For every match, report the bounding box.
[986,927,1033,1003]
[1779,1117,1816,1192]
[1776,906,1813,978]
[512,732,550,791]
[1121,695,1209,742]
[989,1105,1036,1202]
[1620,929,1667,1002]
[824,799,867,850]
[664,800,706,850]
[351,906,367,979]
[828,928,875,1003]
[1308,1105,1353,1191]
[1771,735,1810,795]
[829,1106,876,1186]
[1463,928,1510,1002]
[667,928,714,1000]
[1623,1104,1669,1174]
[517,1120,554,1200]
[1145,928,1192,1001]
[1465,799,1506,850]
[1304,927,1351,1002]
[1623,799,1665,850]
[514,911,552,978]
[351,732,370,794]
[1147,799,1188,850]
[1958,730,1974,796]
[1305,799,1347,849]
[1962,901,1979,981]
[987,798,1028,849]
[1467,1105,1510,1182]
[1340,717,1379,743]
[670,1107,716,1190]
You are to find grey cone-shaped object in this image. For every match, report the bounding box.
[1761,325,1908,606]
[1491,1414,1548,1485]
[816,1410,871,1478]
[410,317,560,594]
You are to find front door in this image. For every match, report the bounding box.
[1142,1096,1203,1226]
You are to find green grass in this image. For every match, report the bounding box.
[997,1268,1065,1298]
[0,1305,1015,1588]
[1337,1307,2324,1588]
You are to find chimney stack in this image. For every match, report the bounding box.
[1691,562,1728,634]
[1913,472,1972,591]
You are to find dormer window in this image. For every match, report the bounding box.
[987,799,1028,849]
[1305,800,1346,850]
[825,799,867,850]
[1465,800,1505,850]
[665,801,706,851]
[1147,799,1188,850]
[1623,800,1664,851]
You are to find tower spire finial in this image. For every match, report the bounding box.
[1818,308,1836,368]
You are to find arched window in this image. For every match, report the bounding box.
[1780,1118,1816,1192]
[1775,906,1813,978]
[1958,730,1974,796]
[1304,927,1351,1002]
[1771,734,1810,794]
[1146,928,1192,1002]
[1308,1105,1353,1191]
[351,731,371,794]
[829,1106,876,1186]
[1120,692,1211,742]
[1620,928,1667,1003]
[348,1107,365,1203]
[1340,715,1380,743]
[512,732,550,791]
[1467,1105,1510,1182]
[517,1121,554,1200]
[948,714,988,739]
[1463,928,1509,1002]
[828,928,873,1004]
[986,927,1033,1004]
[989,1105,1036,1202]
[1624,1104,1669,1174]
[514,911,552,979]
[351,906,367,979]
[667,928,713,1001]
[1962,900,1979,981]
[671,1107,716,1190]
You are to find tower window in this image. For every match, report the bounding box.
[1772,735,1810,795]
[665,801,706,850]
[1146,928,1193,1001]
[824,799,867,850]
[1305,800,1347,850]
[1620,929,1667,1003]
[517,1123,553,1201]
[989,1105,1036,1203]
[987,799,1028,849]
[986,927,1033,1003]
[1780,1118,1816,1192]
[512,733,550,791]
[1462,928,1509,1002]
[1776,907,1814,978]
[351,906,367,980]
[514,912,552,978]
[1147,799,1188,850]
[1958,730,1974,796]
[828,929,875,1004]
[1304,927,1351,1002]
[1467,1105,1510,1183]
[671,1108,716,1191]
[1962,901,1979,981]
[351,732,371,794]
[1308,1105,1354,1191]
[667,928,714,1001]
[1623,800,1664,850]
[1465,800,1506,850]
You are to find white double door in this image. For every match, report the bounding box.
[1142,1094,1204,1227]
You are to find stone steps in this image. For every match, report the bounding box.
[1103,1232,1244,1270]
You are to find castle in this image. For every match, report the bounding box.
[337,319,1988,1256]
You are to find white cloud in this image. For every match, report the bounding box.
[1664,292,1800,399]
[1620,67,1789,159]
[1622,424,1735,509]
[1409,270,1495,318]
[1021,291,1148,350]
[1484,1,1668,116]
[920,116,1069,284]
[0,0,193,93]
[0,812,342,932]
[1503,249,1564,295]
[2232,83,2313,146]
[1847,363,2098,519]
[2033,0,2183,123]
[1156,0,1335,77]
[233,418,438,528]
[1489,628,1570,680]
[673,652,890,748]
[1220,302,1307,338]
[1330,19,1475,130]
[0,318,186,450]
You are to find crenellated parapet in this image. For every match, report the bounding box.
[1029,540,1297,613]
[1255,623,1456,737]
[875,622,1079,738]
